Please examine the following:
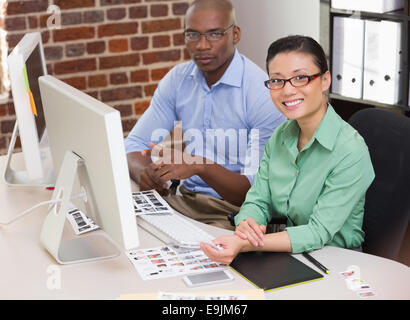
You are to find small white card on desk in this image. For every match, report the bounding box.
[132,190,173,216]
[126,244,227,281]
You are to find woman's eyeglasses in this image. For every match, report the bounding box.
[264,73,322,90]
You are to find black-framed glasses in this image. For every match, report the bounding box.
[264,72,322,90]
[184,24,235,42]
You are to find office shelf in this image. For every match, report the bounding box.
[328,0,410,119]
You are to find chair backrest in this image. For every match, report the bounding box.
[348,108,410,261]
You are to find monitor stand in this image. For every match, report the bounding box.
[3,123,55,187]
[40,151,120,265]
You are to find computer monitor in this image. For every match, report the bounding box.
[38,75,139,264]
[4,32,54,186]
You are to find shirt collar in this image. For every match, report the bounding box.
[313,104,341,151]
[281,104,341,152]
[189,48,243,88]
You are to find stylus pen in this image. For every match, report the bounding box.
[302,252,330,275]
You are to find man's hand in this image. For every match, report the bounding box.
[138,142,203,195]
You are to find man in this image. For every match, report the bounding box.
[125,0,285,230]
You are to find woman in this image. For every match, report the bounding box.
[200,35,375,265]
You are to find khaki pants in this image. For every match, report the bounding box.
[164,185,240,231]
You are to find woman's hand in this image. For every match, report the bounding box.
[200,235,246,265]
[235,218,266,247]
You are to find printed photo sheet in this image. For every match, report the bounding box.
[66,189,168,234]
[66,207,99,235]
[126,244,227,280]
[132,190,173,216]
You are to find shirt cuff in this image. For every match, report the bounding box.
[286,224,320,253]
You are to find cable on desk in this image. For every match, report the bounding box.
[0,191,86,226]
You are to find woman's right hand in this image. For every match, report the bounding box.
[235,218,266,247]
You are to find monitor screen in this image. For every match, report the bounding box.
[25,44,46,141]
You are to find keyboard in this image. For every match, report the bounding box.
[132,191,215,248]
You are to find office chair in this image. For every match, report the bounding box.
[348,108,410,262]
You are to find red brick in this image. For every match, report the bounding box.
[54,0,95,10]
[107,8,126,20]
[86,41,106,54]
[53,26,95,42]
[6,33,23,49]
[113,104,133,117]
[61,12,82,26]
[98,22,138,38]
[151,67,171,81]
[144,83,158,97]
[172,2,189,15]
[110,72,129,85]
[88,74,108,88]
[122,118,137,133]
[86,91,99,99]
[66,43,86,57]
[130,69,149,83]
[39,14,52,28]
[54,58,97,75]
[61,76,87,90]
[28,16,38,29]
[6,0,48,15]
[0,104,6,117]
[100,86,142,102]
[6,102,15,116]
[41,31,50,44]
[183,48,191,60]
[44,46,64,61]
[83,10,104,23]
[173,33,185,46]
[134,100,150,115]
[142,49,180,65]
[150,4,168,17]
[0,137,6,150]
[152,35,170,48]
[99,53,140,69]
[129,6,148,19]
[101,0,141,5]
[1,120,15,134]
[5,16,26,31]
[142,18,181,34]
[108,39,128,53]
[130,36,149,51]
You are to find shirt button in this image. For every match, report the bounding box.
[295,170,298,176]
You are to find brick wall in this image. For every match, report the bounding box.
[0,0,191,155]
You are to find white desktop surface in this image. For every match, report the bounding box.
[0,153,409,300]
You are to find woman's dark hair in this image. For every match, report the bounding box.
[266,35,328,74]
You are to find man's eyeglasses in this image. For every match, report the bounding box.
[264,73,322,90]
[184,24,235,42]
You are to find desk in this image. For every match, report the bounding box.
[0,153,409,300]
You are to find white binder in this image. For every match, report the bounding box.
[363,20,402,105]
[332,17,365,99]
[331,0,403,13]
